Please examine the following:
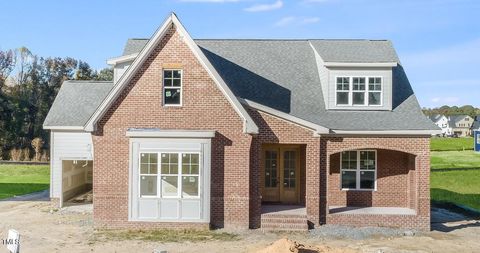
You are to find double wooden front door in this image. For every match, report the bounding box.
[262,145,300,204]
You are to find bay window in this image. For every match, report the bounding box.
[340,150,376,190]
[139,152,200,198]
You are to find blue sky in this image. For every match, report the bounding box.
[0,0,479,108]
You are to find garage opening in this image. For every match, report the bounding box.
[61,160,93,206]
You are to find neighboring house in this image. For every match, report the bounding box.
[428,114,451,135]
[448,115,474,137]
[43,13,439,231]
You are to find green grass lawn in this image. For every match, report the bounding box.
[430,147,480,211]
[430,137,474,151]
[0,164,50,199]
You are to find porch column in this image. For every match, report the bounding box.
[306,138,322,226]
[416,150,431,230]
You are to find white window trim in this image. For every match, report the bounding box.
[335,76,383,107]
[138,151,201,199]
[162,69,183,107]
[340,150,377,191]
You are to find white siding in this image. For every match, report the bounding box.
[113,61,132,83]
[311,47,330,109]
[50,131,93,200]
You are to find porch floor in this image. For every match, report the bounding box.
[329,206,416,215]
[261,204,306,216]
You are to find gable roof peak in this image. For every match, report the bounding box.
[85,12,259,134]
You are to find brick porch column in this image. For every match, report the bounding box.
[306,138,321,226]
[416,150,431,231]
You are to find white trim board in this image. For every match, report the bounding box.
[107,53,138,65]
[126,129,216,138]
[84,13,258,134]
[331,129,442,135]
[240,98,329,136]
[324,62,398,67]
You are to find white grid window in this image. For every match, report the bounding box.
[340,150,376,190]
[336,77,350,105]
[163,69,182,106]
[336,76,382,106]
[368,77,382,105]
[139,152,201,198]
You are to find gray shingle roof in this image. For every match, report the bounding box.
[46,37,437,131]
[122,38,400,63]
[196,39,436,131]
[448,115,470,125]
[123,39,148,55]
[309,40,399,63]
[43,81,114,127]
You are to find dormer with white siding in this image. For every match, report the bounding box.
[310,40,398,111]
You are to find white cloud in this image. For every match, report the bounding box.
[244,0,283,12]
[274,16,295,27]
[274,16,320,27]
[302,17,320,24]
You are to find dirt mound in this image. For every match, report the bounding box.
[254,238,358,253]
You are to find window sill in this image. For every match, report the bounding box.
[341,188,376,192]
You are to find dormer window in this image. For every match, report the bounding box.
[368,77,382,105]
[336,76,382,106]
[163,69,182,106]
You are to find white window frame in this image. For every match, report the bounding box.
[138,153,159,199]
[162,69,183,107]
[340,150,377,191]
[335,76,383,107]
[367,77,383,106]
[138,151,201,199]
[335,77,350,106]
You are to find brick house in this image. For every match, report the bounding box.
[43,13,440,231]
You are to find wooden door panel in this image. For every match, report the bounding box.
[262,149,280,202]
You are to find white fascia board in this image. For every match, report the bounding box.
[171,14,258,135]
[240,98,329,136]
[106,53,138,65]
[84,13,259,135]
[126,129,216,138]
[324,62,398,67]
[331,129,442,135]
[43,125,85,131]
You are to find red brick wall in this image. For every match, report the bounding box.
[328,149,414,207]
[248,109,320,228]
[322,136,431,230]
[92,25,252,229]
[88,23,431,231]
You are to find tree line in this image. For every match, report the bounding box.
[422,105,480,119]
[0,47,112,161]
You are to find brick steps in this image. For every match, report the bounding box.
[261,213,309,232]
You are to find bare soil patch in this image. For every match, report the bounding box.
[0,199,479,253]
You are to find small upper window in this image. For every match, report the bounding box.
[336,76,382,106]
[368,77,382,105]
[163,69,182,106]
[336,77,350,105]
